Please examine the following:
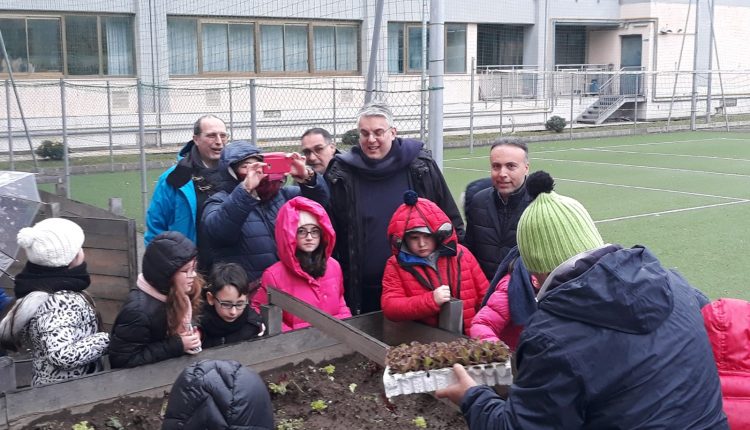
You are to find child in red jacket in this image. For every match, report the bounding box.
[381,191,489,334]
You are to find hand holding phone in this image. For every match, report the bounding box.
[262,152,293,178]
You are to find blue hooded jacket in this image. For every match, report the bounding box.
[462,245,728,430]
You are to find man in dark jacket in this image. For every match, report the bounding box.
[162,360,274,430]
[201,140,329,283]
[465,138,531,280]
[324,102,463,315]
[145,115,228,246]
[437,171,729,429]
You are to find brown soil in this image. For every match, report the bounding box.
[24,353,467,430]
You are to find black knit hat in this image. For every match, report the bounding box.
[142,231,198,294]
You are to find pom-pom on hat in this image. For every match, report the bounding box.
[517,171,604,274]
[142,231,198,294]
[17,218,85,267]
[297,210,320,228]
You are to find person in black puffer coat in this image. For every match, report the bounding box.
[108,232,204,368]
[162,359,274,430]
[199,263,264,348]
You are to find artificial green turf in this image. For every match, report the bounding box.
[36,130,750,300]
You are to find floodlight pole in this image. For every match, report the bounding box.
[364,0,385,104]
[428,0,445,170]
[690,0,700,131]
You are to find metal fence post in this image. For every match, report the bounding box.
[569,73,574,140]
[633,73,639,133]
[137,79,148,224]
[228,80,235,138]
[469,57,475,153]
[332,78,337,142]
[250,79,257,144]
[60,79,71,198]
[106,80,114,172]
[499,75,504,136]
[5,80,13,171]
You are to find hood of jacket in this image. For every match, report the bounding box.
[538,245,674,335]
[336,137,423,178]
[386,194,457,259]
[274,196,336,279]
[702,298,750,373]
[219,140,262,174]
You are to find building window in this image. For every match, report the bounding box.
[0,14,133,77]
[555,25,587,66]
[313,25,358,72]
[169,18,198,75]
[202,23,255,73]
[477,24,524,68]
[388,22,466,74]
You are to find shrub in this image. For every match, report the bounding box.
[545,116,567,133]
[35,139,67,160]
[341,129,360,147]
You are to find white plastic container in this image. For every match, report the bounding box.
[383,360,512,398]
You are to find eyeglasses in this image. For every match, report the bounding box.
[301,143,332,157]
[359,127,392,139]
[202,132,230,141]
[296,227,321,239]
[215,299,248,310]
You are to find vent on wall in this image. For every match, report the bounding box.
[111,90,131,111]
[205,89,221,107]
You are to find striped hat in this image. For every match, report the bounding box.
[517,171,604,274]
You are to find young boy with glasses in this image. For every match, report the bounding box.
[199,262,265,348]
[254,197,351,332]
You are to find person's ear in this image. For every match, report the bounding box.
[391,127,398,138]
[206,292,215,305]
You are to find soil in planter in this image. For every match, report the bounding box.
[24,353,467,430]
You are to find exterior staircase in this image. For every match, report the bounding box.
[577,67,646,124]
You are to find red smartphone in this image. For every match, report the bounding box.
[262,152,292,176]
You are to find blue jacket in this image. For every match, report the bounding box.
[462,245,728,430]
[201,142,329,282]
[145,142,199,246]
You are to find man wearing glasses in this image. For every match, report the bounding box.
[145,115,229,246]
[324,102,464,315]
[300,128,339,174]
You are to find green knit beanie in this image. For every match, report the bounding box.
[517,171,604,273]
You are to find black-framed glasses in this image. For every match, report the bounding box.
[296,227,321,239]
[215,299,248,310]
[301,143,332,157]
[202,132,230,141]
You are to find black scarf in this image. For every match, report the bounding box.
[14,262,91,299]
[198,302,251,337]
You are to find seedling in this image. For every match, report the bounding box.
[268,381,290,395]
[276,418,304,430]
[72,422,94,430]
[106,417,125,430]
[348,383,357,393]
[320,364,335,375]
[310,399,328,413]
[412,416,428,428]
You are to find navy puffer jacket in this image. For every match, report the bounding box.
[201,141,329,282]
[461,245,728,430]
[162,359,273,430]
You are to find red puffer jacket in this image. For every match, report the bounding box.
[702,298,750,430]
[381,193,488,334]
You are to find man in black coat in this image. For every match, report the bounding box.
[324,102,463,315]
[464,138,531,280]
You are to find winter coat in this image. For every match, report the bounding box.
[465,182,532,280]
[381,196,488,334]
[162,359,274,430]
[199,302,264,348]
[145,141,210,246]
[461,245,728,430]
[470,273,523,350]
[325,139,464,314]
[255,197,350,332]
[108,289,185,368]
[201,145,329,283]
[0,263,108,386]
[702,298,750,430]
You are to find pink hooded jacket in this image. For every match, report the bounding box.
[255,197,351,332]
[469,273,524,350]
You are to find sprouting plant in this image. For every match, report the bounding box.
[72,421,95,430]
[310,399,328,413]
[276,418,304,430]
[348,383,357,393]
[268,381,290,395]
[412,416,428,428]
[320,364,336,380]
[105,416,125,430]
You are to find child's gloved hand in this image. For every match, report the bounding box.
[432,285,451,305]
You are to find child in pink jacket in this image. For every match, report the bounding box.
[254,197,351,331]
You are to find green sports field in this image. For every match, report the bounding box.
[41,130,750,300]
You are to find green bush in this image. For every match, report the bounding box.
[341,129,360,147]
[35,140,67,160]
[545,116,567,133]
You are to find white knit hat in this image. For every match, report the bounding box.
[16,218,85,267]
[298,210,319,228]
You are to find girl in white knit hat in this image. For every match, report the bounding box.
[0,218,109,386]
